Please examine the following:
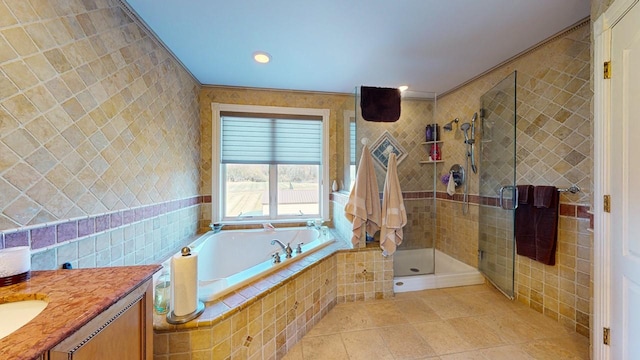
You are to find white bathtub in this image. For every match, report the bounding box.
[164,227,334,302]
[393,248,485,292]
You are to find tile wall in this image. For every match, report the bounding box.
[435,21,592,336]
[198,86,353,226]
[0,0,201,268]
[154,255,338,360]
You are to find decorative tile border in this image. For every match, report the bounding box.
[0,196,205,251]
[331,190,590,221]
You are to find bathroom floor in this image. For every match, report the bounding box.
[282,284,589,360]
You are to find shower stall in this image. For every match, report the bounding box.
[351,87,484,292]
[349,74,517,294]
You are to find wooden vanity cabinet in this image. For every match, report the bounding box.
[47,279,153,360]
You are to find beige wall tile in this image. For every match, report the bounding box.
[0,0,201,233]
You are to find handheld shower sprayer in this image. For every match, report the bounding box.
[460,113,478,174]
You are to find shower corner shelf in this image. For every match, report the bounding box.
[419,160,444,164]
[420,141,444,164]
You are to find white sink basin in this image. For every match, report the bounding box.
[0,299,48,340]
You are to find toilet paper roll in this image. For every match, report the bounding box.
[170,249,198,317]
[0,246,31,278]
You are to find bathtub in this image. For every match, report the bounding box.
[393,248,485,292]
[164,227,335,302]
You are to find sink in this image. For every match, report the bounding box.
[0,299,48,340]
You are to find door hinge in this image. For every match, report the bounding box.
[604,61,611,79]
[603,327,610,345]
[604,195,611,213]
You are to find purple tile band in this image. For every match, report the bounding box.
[0,195,208,251]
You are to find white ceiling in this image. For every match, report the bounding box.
[124,0,590,97]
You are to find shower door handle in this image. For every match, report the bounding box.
[499,186,518,210]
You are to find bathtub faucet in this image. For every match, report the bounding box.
[271,239,293,258]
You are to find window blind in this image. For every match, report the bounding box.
[350,120,356,165]
[221,114,322,165]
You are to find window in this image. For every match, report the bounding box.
[343,110,356,191]
[212,104,329,222]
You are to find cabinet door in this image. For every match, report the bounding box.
[50,280,152,360]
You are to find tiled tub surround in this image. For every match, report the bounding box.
[0,265,160,360]
[153,234,394,359]
[0,197,203,270]
[0,0,201,243]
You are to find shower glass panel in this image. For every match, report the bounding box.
[478,71,517,298]
[353,87,437,277]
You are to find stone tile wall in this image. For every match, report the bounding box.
[0,0,201,266]
[198,87,353,218]
[434,16,593,338]
[154,251,339,360]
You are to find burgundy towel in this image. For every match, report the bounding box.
[533,186,555,208]
[360,86,401,122]
[515,185,536,259]
[533,186,559,265]
[517,184,532,204]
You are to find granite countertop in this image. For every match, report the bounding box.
[0,265,161,360]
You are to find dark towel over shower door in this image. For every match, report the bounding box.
[478,71,517,299]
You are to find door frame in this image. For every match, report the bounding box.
[593,0,639,358]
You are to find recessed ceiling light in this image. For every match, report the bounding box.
[253,51,271,64]
[398,85,409,92]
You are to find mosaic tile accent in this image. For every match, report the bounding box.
[370,130,407,169]
[0,0,201,232]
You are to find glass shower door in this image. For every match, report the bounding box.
[477,71,517,298]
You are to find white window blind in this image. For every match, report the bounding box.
[350,120,356,165]
[221,113,322,165]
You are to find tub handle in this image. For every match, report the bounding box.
[272,252,281,264]
[285,243,293,258]
[295,243,304,254]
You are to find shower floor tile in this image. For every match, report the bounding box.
[282,284,589,360]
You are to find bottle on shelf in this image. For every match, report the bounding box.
[429,143,441,161]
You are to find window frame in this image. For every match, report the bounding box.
[212,103,330,224]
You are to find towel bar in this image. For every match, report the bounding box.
[557,185,580,194]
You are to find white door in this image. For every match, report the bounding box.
[610,2,640,358]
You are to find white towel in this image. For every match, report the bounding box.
[379,153,407,256]
[345,145,381,247]
[447,171,456,196]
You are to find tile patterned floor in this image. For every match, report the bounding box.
[283,285,589,360]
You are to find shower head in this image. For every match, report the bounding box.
[443,118,459,131]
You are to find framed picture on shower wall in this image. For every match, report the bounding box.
[370,130,407,169]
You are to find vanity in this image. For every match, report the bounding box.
[0,265,160,360]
